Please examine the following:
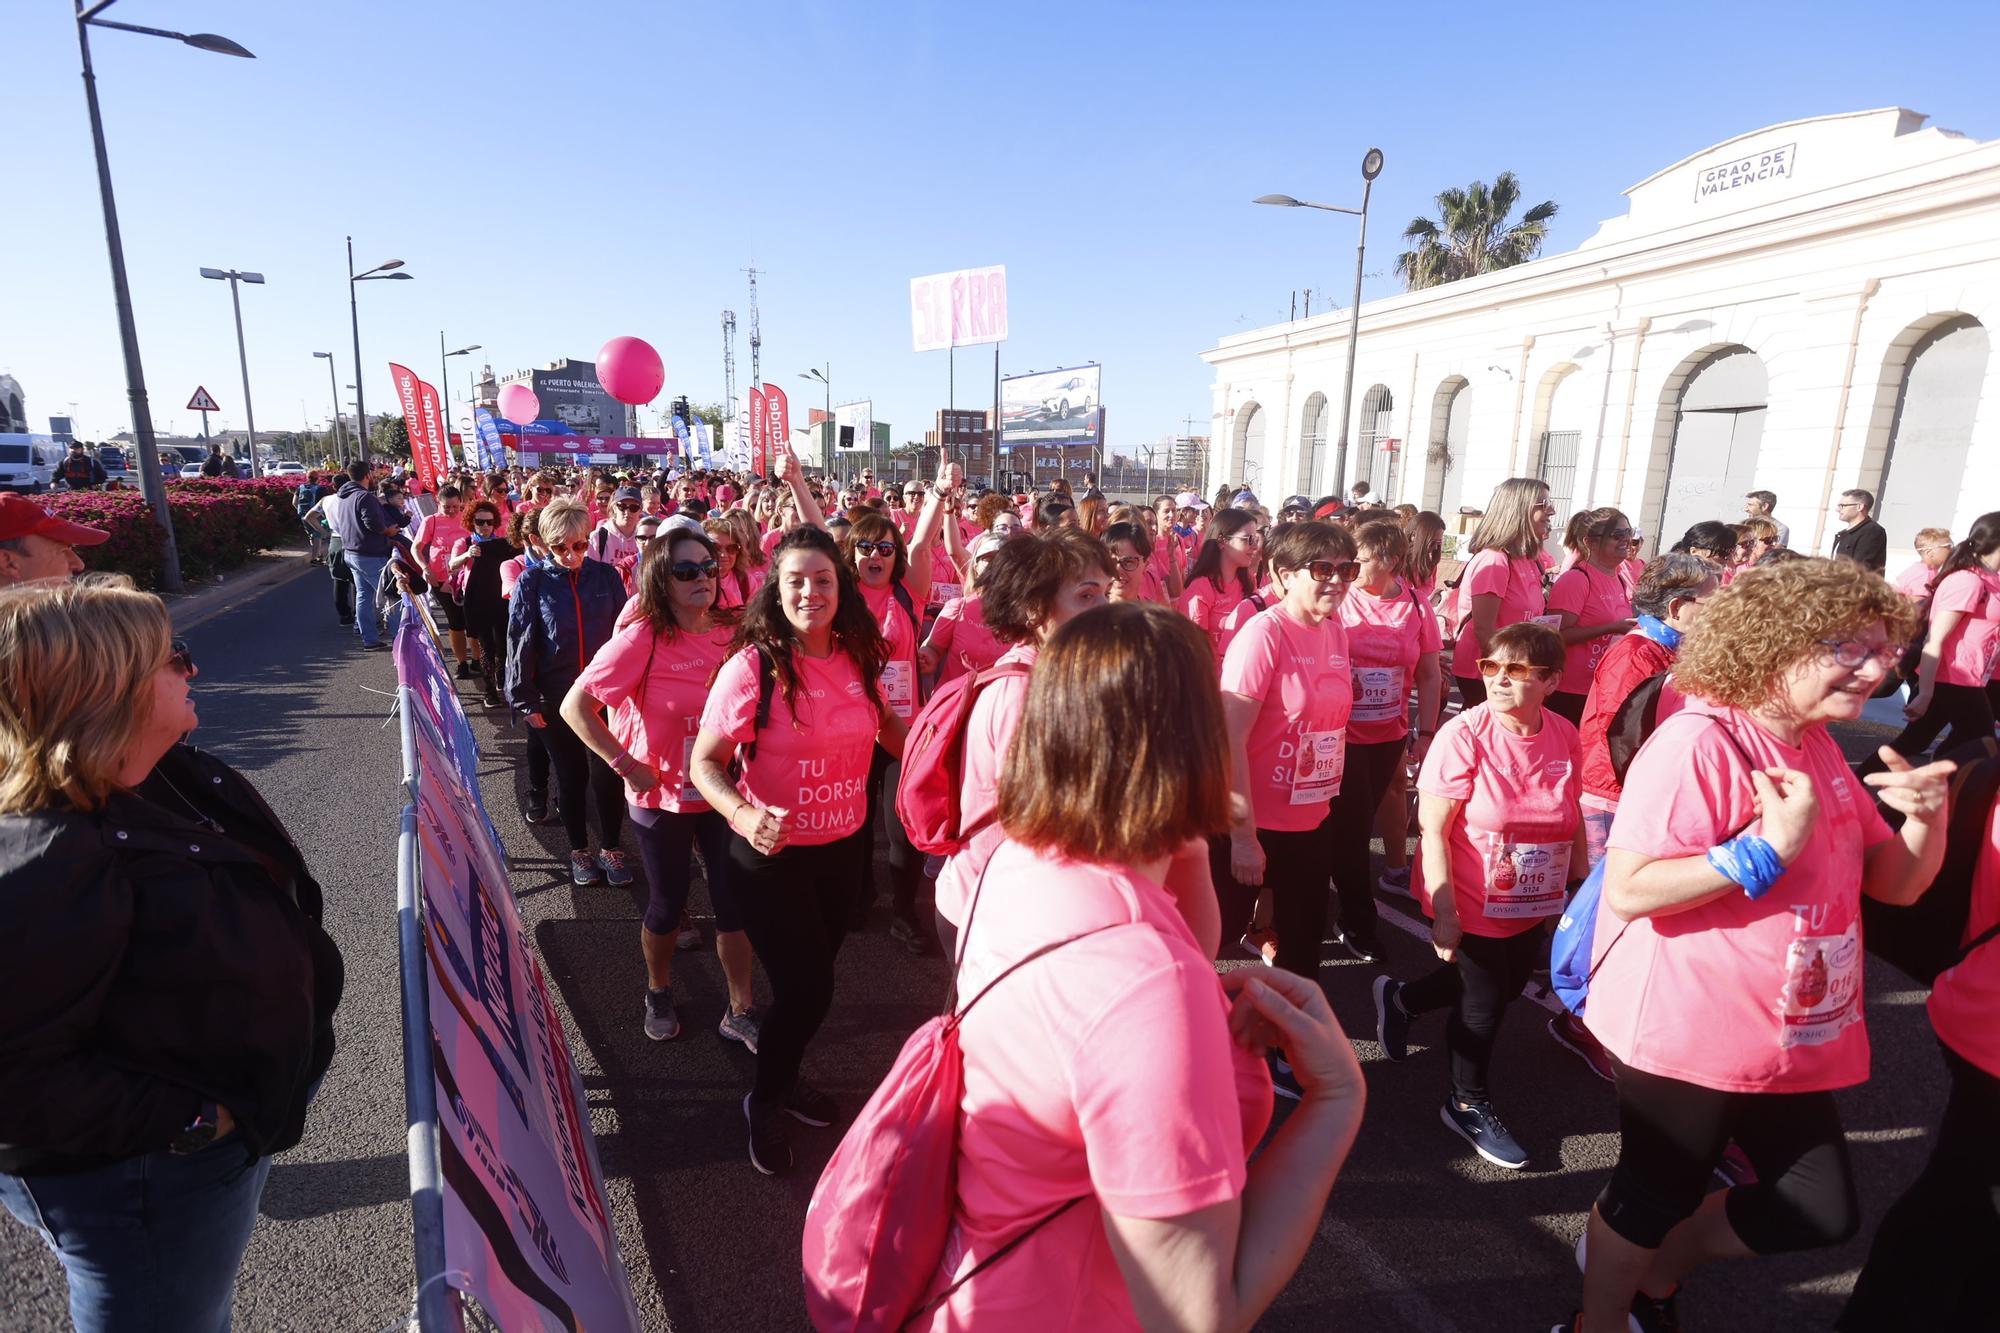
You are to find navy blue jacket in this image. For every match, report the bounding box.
[328,480,396,557]
[505,558,626,717]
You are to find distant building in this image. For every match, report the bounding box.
[0,375,25,433]
[496,360,637,438]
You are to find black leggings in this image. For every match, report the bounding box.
[1866,680,1996,774]
[471,621,505,683]
[1454,674,1487,709]
[861,745,923,924]
[1396,927,1543,1103]
[524,726,550,799]
[729,829,866,1103]
[1840,1043,2000,1330]
[537,706,625,853]
[1325,737,1407,945]
[1597,1057,1858,1253]
[628,806,739,936]
[1209,817,1335,982]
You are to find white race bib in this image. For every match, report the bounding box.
[930,581,963,607]
[1290,728,1346,804]
[881,659,915,719]
[1479,833,1570,919]
[1350,665,1407,723]
[1530,614,1565,632]
[678,732,701,806]
[1778,922,1863,1048]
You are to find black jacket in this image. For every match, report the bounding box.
[329,480,396,557]
[0,744,344,1174]
[505,558,626,717]
[1832,518,1888,574]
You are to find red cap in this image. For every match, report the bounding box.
[0,493,112,546]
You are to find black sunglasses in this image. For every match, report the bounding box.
[853,540,898,558]
[168,638,195,676]
[472,517,498,528]
[670,559,720,582]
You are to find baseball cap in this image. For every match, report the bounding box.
[1312,499,1352,521]
[1230,488,1259,509]
[0,494,110,546]
[656,515,704,540]
[1280,494,1312,515]
[613,486,644,503]
[1172,490,1208,510]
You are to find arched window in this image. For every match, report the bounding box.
[1356,384,1394,499]
[1878,315,1987,545]
[1298,393,1328,496]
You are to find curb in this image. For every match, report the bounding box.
[168,548,321,631]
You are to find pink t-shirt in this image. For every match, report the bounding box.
[1929,797,2000,1078]
[411,512,468,583]
[926,596,1006,686]
[860,579,921,718]
[1450,549,1549,678]
[1546,564,1634,697]
[1219,606,1353,832]
[1891,560,1934,602]
[698,646,878,846]
[923,839,1272,1331]
[574,620,734,812]
[936,642,1037,927]
[1586,699,1893,1093]
[1930,567,2000,687]
[1340,579,1442,746]
[1415,703,1582,938]
[1178,575,1260,666]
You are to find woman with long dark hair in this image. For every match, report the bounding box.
[1671,521,1738,566]
[1178,506,1267,664]
[1870,510,2000,768]
[689,525,903,1176]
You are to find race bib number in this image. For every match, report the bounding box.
[881,659,915,719]
[1778,922,1863,1048]
[930,581,962,607]
[678,733,701,806]
[1350,666,1407,723]
[1290,728,1346,804]
[1530,614,1565,632]
[1479,833,1570,919]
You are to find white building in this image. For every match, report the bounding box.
[1201,108,1998,562]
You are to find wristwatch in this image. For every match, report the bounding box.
[170,1101,223,1155]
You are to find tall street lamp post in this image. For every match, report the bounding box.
[1255,146,1386,496]
[312,352,345,460]
[347,239,412,463]
[441,336,481,469]
[800,364,831,481]
[200,267,264,477]
[75,0,254,592]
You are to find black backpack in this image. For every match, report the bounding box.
[1863,734,2000,985]
[1605,672,1671,785]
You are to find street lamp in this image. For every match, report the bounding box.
[801,364,831,478]
[76,0,255,593]
[1255,146,1384,496]
[441,336,480,467]
[312,352,345,460]
[347,239,412,463]
[200,268,264,477]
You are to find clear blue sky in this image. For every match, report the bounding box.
[5,1,1997,453]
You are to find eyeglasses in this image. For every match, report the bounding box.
[853,540,898,557]
[1224,532,1264,549]
[1476,659,1556,682]
[670,559,720,582]
[533,487,555,497]
[550,540,591,555]
[1306,559,1363,583]
[1816,638,1903,669]
[615,502,642,513]
[472,518,498,529]
[167,638,196,676]
[635,532,655,544]
[712,541,738,554]
[1115,554,1146,572]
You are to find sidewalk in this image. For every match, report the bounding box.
[165,546,320,631]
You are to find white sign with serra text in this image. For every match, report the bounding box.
[910,265,1009,353]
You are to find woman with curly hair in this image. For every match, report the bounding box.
[689,524,903,1176]
[1561,558,1954,1333]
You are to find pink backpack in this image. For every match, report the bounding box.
[802,868,1112,1331]
[893,661,1031,857]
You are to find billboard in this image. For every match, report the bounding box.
[910,265,1008,352]
[502,360,632,438]
[834,400,873,453]
[1001,364,1102,449]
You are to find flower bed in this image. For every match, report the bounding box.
[39,478,301,590]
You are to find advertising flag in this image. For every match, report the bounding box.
[417,377,452,479]
[474,407,507,470]
[671,412,694,467]
[693,420,714,470]
[748,387,768,477]
[763,385,790,471]
[390,363,442,492]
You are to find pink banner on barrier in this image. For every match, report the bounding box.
[499,434,678,457]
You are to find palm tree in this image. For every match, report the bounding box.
[1395,173,1558,290]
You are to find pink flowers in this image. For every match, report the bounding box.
[42,478,299,590]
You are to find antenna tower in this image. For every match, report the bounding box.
[722,310,740,458]
[743,267,763,390]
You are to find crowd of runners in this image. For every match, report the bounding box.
[2,451,1994,1331]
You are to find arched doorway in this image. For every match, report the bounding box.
[1298,393,1328,496]
[1532,364,1591,526]
[1878,316,1988,546]
[1423,377,1470,515]
[1356,384,1395,499]
[1234,403,1265,493]
[1657,346,1766,550]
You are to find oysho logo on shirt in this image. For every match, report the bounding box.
[1545,760,1572,781]
[844,681,866,697]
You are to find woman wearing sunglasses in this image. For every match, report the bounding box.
[1452,478,1557,709]
[560,528,759,1051]
[1545,508,1639,726]
[703,515,757,610]
[507,499,632,887]
[1179,507,1268,666]
[450,500,518,710]
[0,578,344,1333]
[688,526,902,1175]
[1373,621,1582,1171]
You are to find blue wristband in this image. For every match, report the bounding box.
[1706,834,1787,900]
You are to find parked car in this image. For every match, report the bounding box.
[97,445,133,482]
[0,434,68,493]
[271,460,308,475]
[180,462,206,479]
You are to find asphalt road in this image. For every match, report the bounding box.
[0,571,1951,1332]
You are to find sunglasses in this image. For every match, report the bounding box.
[615,502,642,513]
[550,541,591,555]
[853,540,898,558]
[472,518,498,529]
[670,559,720,582]
[167,638,196,676]
[635,532,655,544]
[1476,659,1556,683]
[1306,559,1362,583]
[712,541,738,554]
[1225,532,1263,548]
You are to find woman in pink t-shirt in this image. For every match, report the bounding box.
[411,485,474,677]
[1545,507,1638,724]
[916,600,1365,1330]
[1177,507,1267,666]
[1103,520,1168,604]
[1562,558,1952,1333]
[1451,477,1557,708]
[1373,621,1582,1173]
[688,525,904,1178]
[559,528,758,1051]
[919,531,1009,687]
[1873,512,2000,769]
[1214,524,1358,1025]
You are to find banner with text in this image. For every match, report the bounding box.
[764,384,790,470]
[748,387,768,477]
[390,364,443,491]
[910,264,1009,352]
[394,626,642,1333]
[473,408,507,471]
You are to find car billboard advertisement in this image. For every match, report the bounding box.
[1000,364,1102,449]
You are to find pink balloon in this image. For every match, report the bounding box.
[596,335,665,405]
[497,383,540,424]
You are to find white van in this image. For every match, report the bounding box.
[0,434,68,493]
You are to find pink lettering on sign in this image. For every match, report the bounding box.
[910,265,1009,352]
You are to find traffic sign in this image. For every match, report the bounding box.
[186,385,221,412]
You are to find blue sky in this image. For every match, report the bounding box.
[5,1,1997,454]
